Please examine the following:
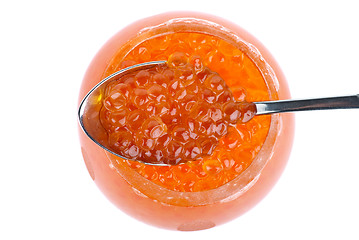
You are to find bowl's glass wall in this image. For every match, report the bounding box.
[78,12,294,231]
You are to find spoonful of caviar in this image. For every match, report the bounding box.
[78,52,359,166]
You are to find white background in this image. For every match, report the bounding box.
[1,0,358,239]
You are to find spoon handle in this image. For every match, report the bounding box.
[254,94,359,115]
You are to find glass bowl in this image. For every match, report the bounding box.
[78,11,294,231]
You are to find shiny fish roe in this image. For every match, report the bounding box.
[101,33,271,192]
[100,54,254,165]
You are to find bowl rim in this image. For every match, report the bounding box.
[104,16,282,207]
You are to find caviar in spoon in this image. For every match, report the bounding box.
[97,53,254,165]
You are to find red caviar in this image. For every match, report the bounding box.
[100,52,257,166]
[100,33,270,192]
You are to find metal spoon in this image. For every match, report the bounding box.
[78,61,359,165]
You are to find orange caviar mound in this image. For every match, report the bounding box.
[102,32,271,192]
[99,53,256,165]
